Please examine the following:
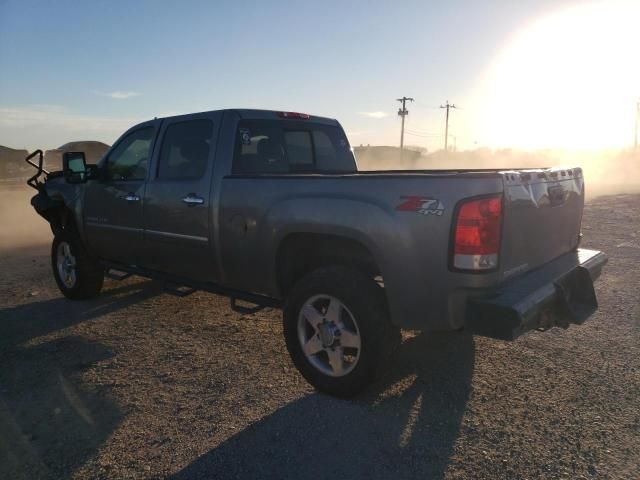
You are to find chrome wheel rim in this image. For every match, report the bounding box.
[56,241,77,289]
[297,294,362,377]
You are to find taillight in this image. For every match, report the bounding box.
[277,111,310,119]
[452,195,503,271]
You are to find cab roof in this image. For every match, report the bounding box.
[157,109,340,127]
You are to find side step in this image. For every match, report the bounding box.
[162,282,196,297]
[105,269,133,281]
[230,298,267,315]
[100,261,282,310]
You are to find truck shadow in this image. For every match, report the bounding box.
[0,336,122,479]
[0,280,162,478]
[172,331,475,480]
[0,280,161,351]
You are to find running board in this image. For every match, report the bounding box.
[105,269,133,281]
[100,261,281,309]
[162,282,196,297]
[230,298,267,315]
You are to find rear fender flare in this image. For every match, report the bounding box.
[264,196,418,327]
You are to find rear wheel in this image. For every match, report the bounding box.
[52,231,104,300]
[283,266,400,397]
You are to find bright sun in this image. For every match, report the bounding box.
[478,0,640,150]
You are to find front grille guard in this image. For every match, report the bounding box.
[25,149,49,190]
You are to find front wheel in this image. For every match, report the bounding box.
[283,266,400,397]
[52,231,104,300]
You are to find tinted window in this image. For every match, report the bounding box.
[284,131,313,171]
[232,121,356,174]
[106,127,154,180]
[313,126,356,172]
[233,122,286,174]
[157,120,213,179]
[312,130,335,163]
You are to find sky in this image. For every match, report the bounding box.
[1,0,638,152]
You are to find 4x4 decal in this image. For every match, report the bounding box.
[396,196,445,216]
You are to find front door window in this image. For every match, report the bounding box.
[106,127,154,181]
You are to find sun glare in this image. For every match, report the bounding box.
[478,1,640,150]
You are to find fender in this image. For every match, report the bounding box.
[263,194,421,328]
[32,178,89,248]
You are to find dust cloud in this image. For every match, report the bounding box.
[0,141,110,255]
[355,147,640,199]
[1,148,638,255]
[0,183,52,254]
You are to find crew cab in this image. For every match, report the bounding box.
[26,109,607,397]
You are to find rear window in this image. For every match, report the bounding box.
[284,131,314,171]
[234,122,287,173]
[232,120,356,174]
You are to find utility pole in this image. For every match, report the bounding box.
[449,134,457,152]
[635,100,639,150]
[397,96,414,162]
[440,100,457,151]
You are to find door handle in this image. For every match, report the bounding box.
[121,193,140,202]
[182,194,204,206]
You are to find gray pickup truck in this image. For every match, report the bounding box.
[27,108,607,397]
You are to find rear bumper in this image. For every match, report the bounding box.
[466,248,607,340]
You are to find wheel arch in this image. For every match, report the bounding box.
[275,232,383,298]
[40,204,77,236]
[33,184,88,245]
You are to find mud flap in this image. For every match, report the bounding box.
[553,266,597,327]
[466,249,606,340]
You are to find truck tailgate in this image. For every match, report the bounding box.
[499,168,584,279]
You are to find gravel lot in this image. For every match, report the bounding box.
[0,185,638,479]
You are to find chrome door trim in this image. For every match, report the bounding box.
[145,229,208,243]
[85,222,143,233]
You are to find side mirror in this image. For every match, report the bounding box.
[63,152,87,184]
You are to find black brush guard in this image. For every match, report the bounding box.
[467,248,607,340]
[25,149,49,190]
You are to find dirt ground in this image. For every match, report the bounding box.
[0,184,638,479]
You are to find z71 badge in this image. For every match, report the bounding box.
[396,196,445,216]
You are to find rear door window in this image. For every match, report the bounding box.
[157,119,213,180]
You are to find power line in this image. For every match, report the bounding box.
[412,100,441,110]
[397,96,414,162]
[404,124,440,134]
[404,131,440,138]
[404,132,431,138]
[405,128,440,136]
[440,100,457,152]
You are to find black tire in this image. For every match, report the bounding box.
[51,230,104,300]
[283,266,400,398]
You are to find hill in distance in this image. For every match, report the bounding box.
[1,141,110,179]
[0,145,30,177]
[44,141,110,170]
